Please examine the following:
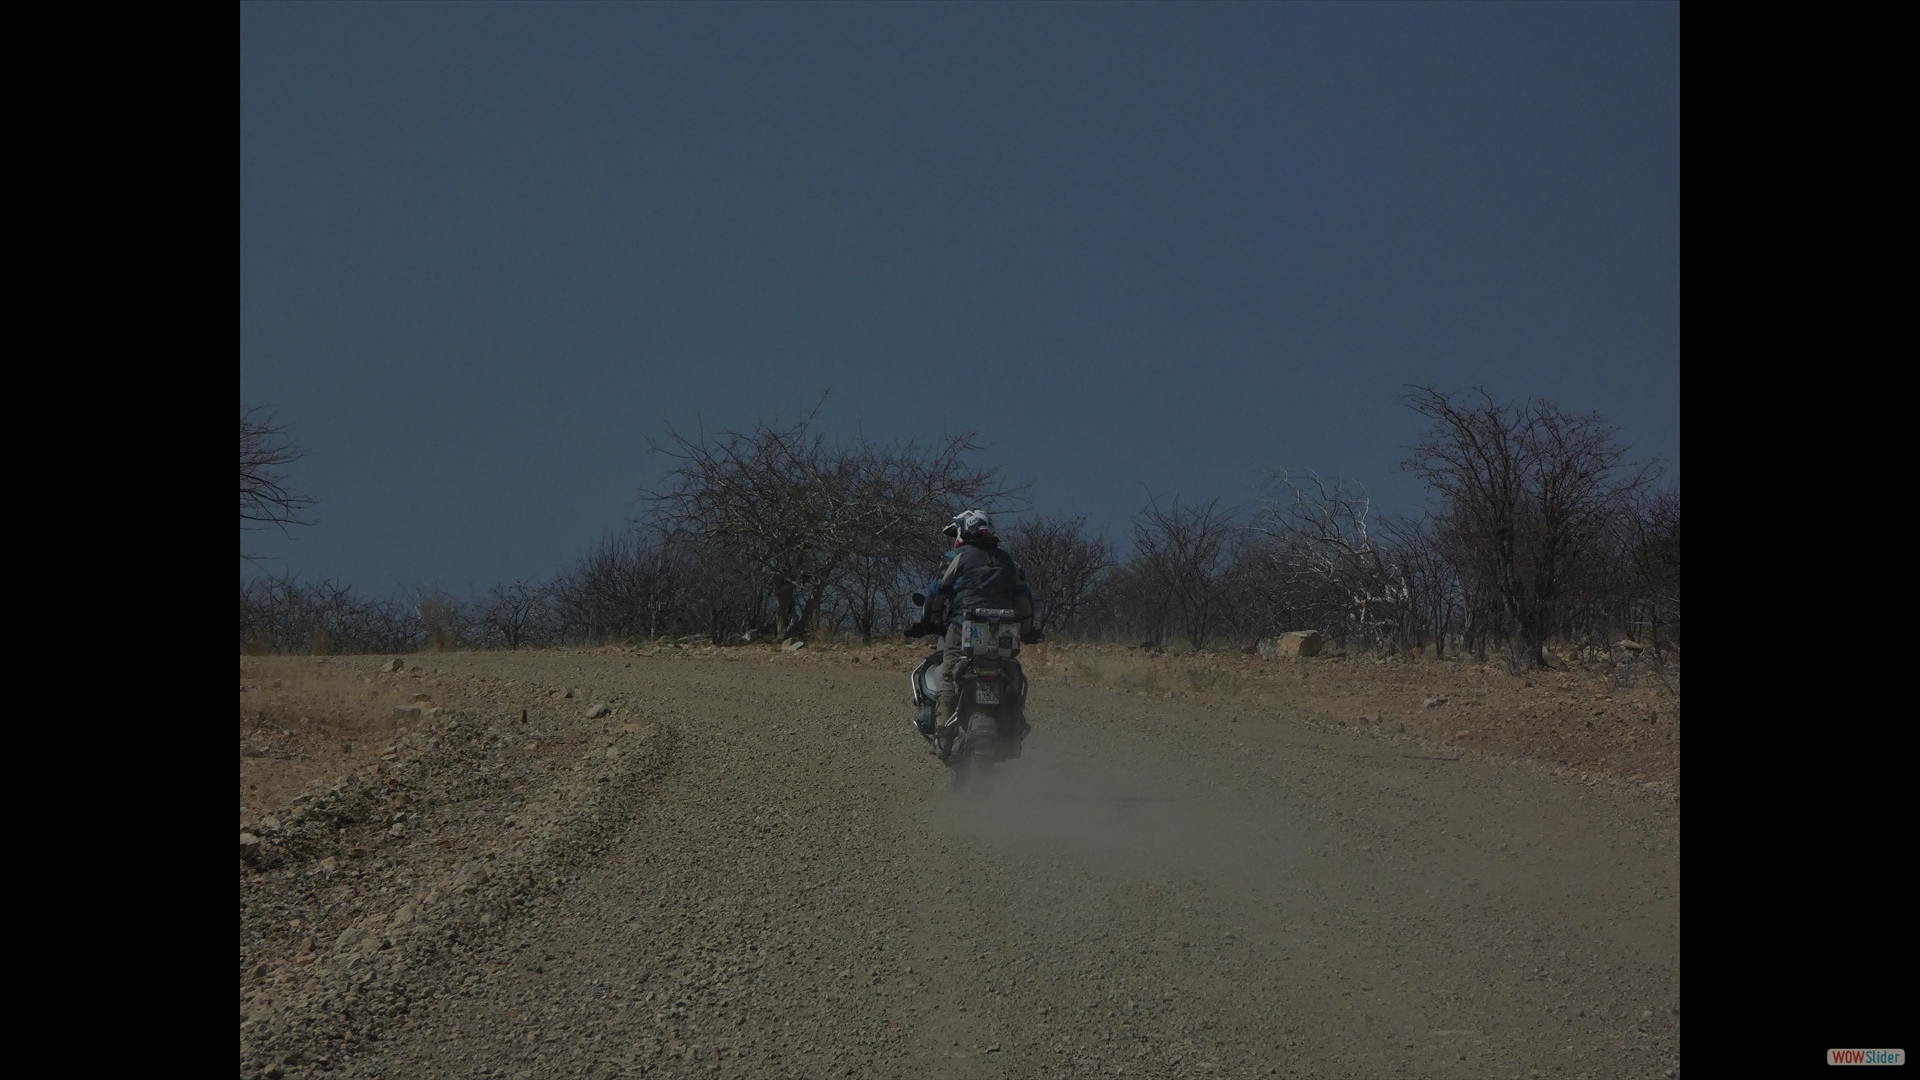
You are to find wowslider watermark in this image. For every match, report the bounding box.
[1829,1049,1905,1066]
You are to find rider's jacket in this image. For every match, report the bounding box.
[925,539,1032,625]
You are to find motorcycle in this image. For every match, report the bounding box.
[907,595,1031,789]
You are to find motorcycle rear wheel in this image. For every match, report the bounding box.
[950,711,1002,791]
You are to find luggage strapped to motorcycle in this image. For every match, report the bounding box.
[959,608,1020,659]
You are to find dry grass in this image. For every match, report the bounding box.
[1049,649,1250,698]
[239,657,437,824]
[1022,641,1681,786]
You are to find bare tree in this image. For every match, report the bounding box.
[1093,556,1175,647]
[1378,513,1457,658]
[240,407,316,561]
[832,550,916,645]
[240,574,422,655]
[1000,515,1114,637]
[1251,472,1415,651]
[644,405,1022,639]
[675,530,774,645]
[1402,387,1655,669]
[1618,484,1680,653]
[1132,494,1239,650]
[479,580,554,649]
[551,527,685,644]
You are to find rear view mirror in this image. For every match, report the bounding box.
[911,592,927,607]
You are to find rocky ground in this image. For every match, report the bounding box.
[240,642,1680,1080]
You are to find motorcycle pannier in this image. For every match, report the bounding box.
[960,608,1020,659]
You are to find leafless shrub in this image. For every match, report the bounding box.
[1000,515,1115,637]
[675,529,777,645]
[1090,557,1175,648]
[239,574,423,655]
[1622,485,1680,652]
[1377,513,1459,657]
[550,527,685,644]
[1120,495,1240,650]
[1248,472,1410,651]
[1239,471,1479,657]
[477,580,557,649]
[830,549,918,646]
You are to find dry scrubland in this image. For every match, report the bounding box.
[242,643,1680,824]
[241,643,1680,1080]
[1038,645,1679,795]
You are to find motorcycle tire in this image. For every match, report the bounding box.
[960,711,1000,766]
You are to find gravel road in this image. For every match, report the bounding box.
[240,648,1680,1079]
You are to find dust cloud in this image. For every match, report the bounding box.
[933,722,1315,884]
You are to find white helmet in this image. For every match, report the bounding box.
[942,509,994,541]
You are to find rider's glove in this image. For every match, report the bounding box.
[1020,627,1044,644]
[905,621,938,639]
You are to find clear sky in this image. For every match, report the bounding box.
[240,2,1678,594]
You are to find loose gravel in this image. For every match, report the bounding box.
[240,646,1680,1079]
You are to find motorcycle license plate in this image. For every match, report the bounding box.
[974,683,999,705]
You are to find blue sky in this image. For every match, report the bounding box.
[241,2,1678,594]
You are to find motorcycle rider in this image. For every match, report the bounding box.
[907,510,1042,759]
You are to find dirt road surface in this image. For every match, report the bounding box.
[240,647,1680,1079]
